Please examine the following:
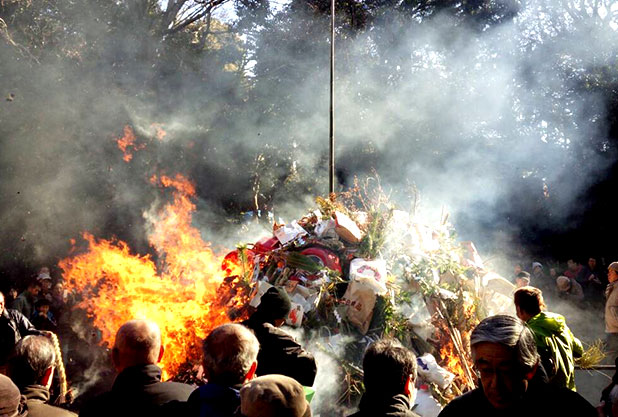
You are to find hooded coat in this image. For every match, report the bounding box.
[526,311,583,391]
[21,385,76,417]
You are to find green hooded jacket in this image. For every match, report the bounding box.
[527,311,583,391]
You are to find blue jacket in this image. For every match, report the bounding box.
[187,382,241,417]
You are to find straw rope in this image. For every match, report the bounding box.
[50,332,67,403]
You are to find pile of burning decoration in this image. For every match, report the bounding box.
[58,125,517,410]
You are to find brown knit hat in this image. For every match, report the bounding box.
[0,374,27,417]
[240,375,311,417]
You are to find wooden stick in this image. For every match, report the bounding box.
[435,299,476,391]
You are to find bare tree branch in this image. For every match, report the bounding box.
[165,0,228,34]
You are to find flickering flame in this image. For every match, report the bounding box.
[115,125,145,162]
[59,173,250,379]
[434,299,477,390]
[439,340,469,385]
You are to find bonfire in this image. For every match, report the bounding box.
[58,126,518,411]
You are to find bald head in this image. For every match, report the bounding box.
[203,323,259,386]
[112,320,163,372]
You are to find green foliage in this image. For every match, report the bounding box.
[358,208,393,259]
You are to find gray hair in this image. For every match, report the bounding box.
[114,319,162,365]
[9,335,56,389]
[470,315,539,375]
[202,323,259,386]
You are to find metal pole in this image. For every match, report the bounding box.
[329,0,335,194]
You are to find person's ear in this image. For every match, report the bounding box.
[403,374,414,396]
[157,345,164,363]
[524,362,538,381]
[244,361,258,383]
[41,366,54,389]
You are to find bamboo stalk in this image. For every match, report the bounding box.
[435,299,476,391]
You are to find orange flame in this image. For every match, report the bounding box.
[439,339,469,385]
[433,299,477,390]
[59,174,249,379]
[115,126,145,162]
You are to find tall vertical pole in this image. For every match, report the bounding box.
[329,0,335,194]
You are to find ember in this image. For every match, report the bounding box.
[115,125,145,162]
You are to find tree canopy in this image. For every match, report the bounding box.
[1,0,618,278]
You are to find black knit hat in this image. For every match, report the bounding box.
[257,287,292,321]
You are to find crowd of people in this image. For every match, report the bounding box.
[511,257,607,306]
[2,262,618,416]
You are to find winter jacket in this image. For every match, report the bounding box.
[562,279,585,302]
[242,316,317,386]
[11,293,35,320]
[606,282,618,333]
[0,309,41,364]
[347,393,420,417]
[78,364,194,417]
[438,381,596,417]
[21,385,76,417]
[186,382,241,417]
[526,311,583,391]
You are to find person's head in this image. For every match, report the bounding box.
[112,319,163,373]
[38,276,52,291]
[567,259,579,271]
[588,258,597,270]
[256,287,292,326]
[549,267,558,278]
[26,280,41,298]
[8,288,18,300]
[362,338,417,401]
[470,315,539,410]
[609,262,618,283]
[513,287,545,322]
[8,335,56,390]
[0,291,5,313]
[513,263,523,275]
[0,374,27,417]
[531,262,543,276]
[202,323,259,386]
[35,299,50,316]
[240,374,311,417]
[515,271,530,288]
[556,276,572,293]
[52,283,64,298]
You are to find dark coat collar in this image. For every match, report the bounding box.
[112,364,162,391]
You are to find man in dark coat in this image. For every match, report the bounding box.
[242,287,317,386]
[186,323,259,417]
[0,291,42,366]
[7,335,76,417]
[11,280,41,320]
[348,339,420,417]
[79,319,193,417]
[438,315,596,417]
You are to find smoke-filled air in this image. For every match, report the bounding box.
[2,0,618,415]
